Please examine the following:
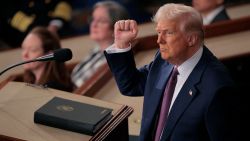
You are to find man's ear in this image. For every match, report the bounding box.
[216,0,224,5]
[186,34,197,47]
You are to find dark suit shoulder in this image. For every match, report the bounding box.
[201,47,234,86]
[211,8,230,24]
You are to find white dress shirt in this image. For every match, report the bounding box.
[71,46,106,87]
[105,43,131,54]
[203,6,224,25]
[170,47,203,110]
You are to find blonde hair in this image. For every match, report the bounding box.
[153,3,204,40]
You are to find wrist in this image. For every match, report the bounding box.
[115,41,131,49]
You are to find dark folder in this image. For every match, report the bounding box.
[34,97,113,135]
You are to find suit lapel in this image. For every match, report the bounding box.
[161,48,209,140]
[162,80,199,140]
[143,62,174,136]
[156,63,173,89]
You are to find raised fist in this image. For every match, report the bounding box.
[114,20,138,49]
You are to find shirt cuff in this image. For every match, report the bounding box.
[105,43,131,54]
[49,19,63,29]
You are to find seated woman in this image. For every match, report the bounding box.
[71,1,129,88]
[21,26,73,92]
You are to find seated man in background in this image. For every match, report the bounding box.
[71,1,129,88]
[0,0,72,48]
[21,26,73,92]
[192,0,230,25]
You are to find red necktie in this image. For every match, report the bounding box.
[154,67,179,141]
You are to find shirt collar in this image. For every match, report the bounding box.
[203,6,224,25]
[176,46,203,76]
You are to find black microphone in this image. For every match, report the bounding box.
[36,48,72,62]
[0,48,72,76]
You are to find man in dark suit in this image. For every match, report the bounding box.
[0,0,72,48]
[104,3,239,141]
[192,0,230,25]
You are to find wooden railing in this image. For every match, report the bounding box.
[204,15,250,38]
[73,63,112,97]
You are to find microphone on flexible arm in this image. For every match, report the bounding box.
[0,48,72,76]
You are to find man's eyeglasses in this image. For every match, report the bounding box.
[89,17,111,26]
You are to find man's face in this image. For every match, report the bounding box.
[192,0,222,14]
[156,19,190,65]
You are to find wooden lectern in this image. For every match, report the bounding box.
[0,82,133,141]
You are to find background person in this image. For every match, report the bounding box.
[0,0,72,48]
[192,0,230,25]
[71,1,129,88]
[21,26,73,92]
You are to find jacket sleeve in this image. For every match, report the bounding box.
[104,50,153,96]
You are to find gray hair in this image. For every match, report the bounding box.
[93,1,129,28]
[153,3,204,40]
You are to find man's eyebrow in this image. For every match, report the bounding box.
[155,28,170,31]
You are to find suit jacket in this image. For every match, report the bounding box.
[105,46,237,141]
[71,47,106,87]
[211,8,230,24]
[0,0,72,47]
